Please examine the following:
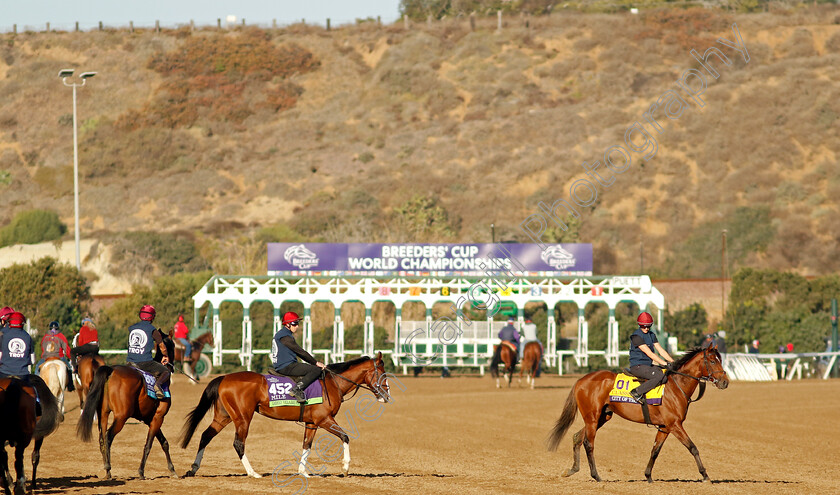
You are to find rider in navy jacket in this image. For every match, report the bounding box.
[270,312,325,403]
[628,312,675,404]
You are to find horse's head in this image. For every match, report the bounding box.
[677,344,729,389]
[363,352,390,403]
[200,331,215,348]
[156,329,176,367]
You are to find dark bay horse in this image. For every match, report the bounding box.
[547,344,730,482]
[76,332,178,480]
[75,353,106,412]
[519,341,543,389]
[490,342,517,388]
[0,375,61,495]
[180,353,391,478]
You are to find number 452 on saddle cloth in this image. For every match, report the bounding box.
[608,373,664,405]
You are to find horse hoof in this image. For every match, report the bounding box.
[170,473,181,479]
[183,471,195,478]
[251,473,262,479]
[702,476,710,483]
[562,469,576,477]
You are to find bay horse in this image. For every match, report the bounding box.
[76,332,178,480]
[0,375,61,495]
[74,353,106,412]
[490,342,517,388]
[547,344,730,482]
[39,358,67,418]
[173,331,214,381]
[180,352,391,478]
[519,341,543,389]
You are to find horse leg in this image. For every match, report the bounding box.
[562,428,584,477]
[30,437,42,491]
[0,446,9,495]
[139,405,171,480]
[644,429,670,482]
[154,429,179,479]
[297,424,321,478]
[581,421,602,481]
[670,423,709,482]
[13,442,25,495]
[99,412,125,480]
[317,416,351,475]
[184,416,231,477]
[232,411,260,478]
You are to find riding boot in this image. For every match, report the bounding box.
[66,367,75,391]
[291,381,307,403]
[153,370,170,398]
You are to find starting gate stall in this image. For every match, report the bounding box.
[190,274,666,373]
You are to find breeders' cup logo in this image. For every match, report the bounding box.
[283,244,319,270]
[128,329,148,354]
[7,338,26,357]
[541,246,576,270]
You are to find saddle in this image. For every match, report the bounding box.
[173,340,186,351]
[623,368,668,385]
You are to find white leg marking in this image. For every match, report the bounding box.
[298,449,311,477]
[241,454,262,478]
[342,442,350,474]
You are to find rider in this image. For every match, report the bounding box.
[0,311,36,379]
[126,304,171,397]
[173,314,191,359]
[0,306,15,328]
[36,321,75,391]
[498,317,521,365]
[628,311,675,404]
[270,311,326,403]
[70,317,100,373]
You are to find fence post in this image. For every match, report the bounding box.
[155,20,160,33]
[497,10,502,31]
[242,18,246,26]
[99,21,103,31]
[326,18,331,31]
[76,21,79,32]
[129,21,133,33]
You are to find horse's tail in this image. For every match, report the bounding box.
[489,346,501,378]
[77,365,113,442]
[29,374,61,439]
[180,375,224,449]
[547,382,579,452]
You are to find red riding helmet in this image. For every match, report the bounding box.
[282,312,301,325]
[8,312,25,328]
[0,306,15,322]
[139,304,156,321]
[637,312,654,327]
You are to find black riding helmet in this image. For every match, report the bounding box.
[49,321,60,330]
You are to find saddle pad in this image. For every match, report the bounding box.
[609,373,664,405]
[264,375,323,407]
[501,341,517,353]
[137,369,170,400]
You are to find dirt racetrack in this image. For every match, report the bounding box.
[23,371,840,495]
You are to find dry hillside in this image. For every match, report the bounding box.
[1,8,839,279]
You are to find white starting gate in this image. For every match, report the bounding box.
[191,275,666,372]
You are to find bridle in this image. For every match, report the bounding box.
[326,362,389,403]
[667,347,727,404]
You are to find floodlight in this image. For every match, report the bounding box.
[79,71,97,79]
[58,69,74,78]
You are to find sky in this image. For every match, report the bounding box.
[3,0,403,31]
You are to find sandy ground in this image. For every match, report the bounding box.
[15,372,840,495]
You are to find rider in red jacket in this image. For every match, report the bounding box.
[70,317,100,373]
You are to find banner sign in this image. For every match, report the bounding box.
[267,243,593,277]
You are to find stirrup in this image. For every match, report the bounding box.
[630,390,645,404]
[292,385,306,403]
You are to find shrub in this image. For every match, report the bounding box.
[0,209,66,247]
[108,231,210,281]
[0,257,90,331]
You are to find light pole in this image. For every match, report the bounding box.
[59,69,96,271]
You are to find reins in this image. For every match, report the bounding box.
[666,348,724,405]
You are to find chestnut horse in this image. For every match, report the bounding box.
[76,332,178,480]
[0,375,61,495]
[490,342,517,388]
[180,353,391,478]
[547,345,730,482]
[519,341,543,389]
[173,331,214,380]
[74,353,106,412]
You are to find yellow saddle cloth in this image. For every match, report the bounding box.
[609,373,665,405]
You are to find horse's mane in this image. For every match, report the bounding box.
[673,346,704,370]
[327,356,370,373]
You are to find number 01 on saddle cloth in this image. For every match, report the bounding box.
[609,373,665,405]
